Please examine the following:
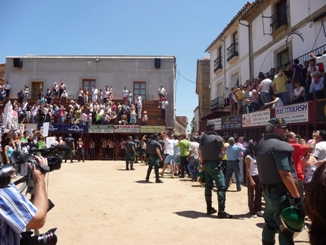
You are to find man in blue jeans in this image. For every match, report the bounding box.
[225,137,246,191]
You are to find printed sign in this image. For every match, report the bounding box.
[114,125,140,133]
[207,118,221,130]
[63,124,88,133]
[242,110,270,127]
[46,137,56,148]
[19,124,38,134]
[275,102,309,124]
[39,124,63,133]
[42,122,49,137]
[140,126,165,133]
[221,115,242,129]
[89,125,114,133]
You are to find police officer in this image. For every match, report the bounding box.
[64,133,75,163]
[125,136,137,170]
[256,118,305,245]
[145,132,163,183]
[199,121,232,218]
[133,135,140,163]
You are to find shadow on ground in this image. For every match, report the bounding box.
[174,210,212,219]
[135,180,152,184]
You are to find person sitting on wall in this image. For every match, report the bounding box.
[142,111,148,125]
[309,71,324,99]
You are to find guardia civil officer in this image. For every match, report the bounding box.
[125,136,137,170]
[199,121,232,218]
[145,132,164,183]
[256,118,305,245]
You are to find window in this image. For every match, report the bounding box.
[227,32,239,61]
[271,0,288,32]
[214,46,223,72]
[277,50,289,68]
[31,81,43,99]
[82,79,96,91]
[233,32,238,44]
[133,82,146,101]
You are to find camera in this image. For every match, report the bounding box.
[10,145,69,174]
[21,228,57,245]
[0,164,15,188]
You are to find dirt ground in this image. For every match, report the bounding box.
[38,160,310,245]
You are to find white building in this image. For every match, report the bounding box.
[205,2,252,114]
[241,0,326,75]
[4,55,177,128]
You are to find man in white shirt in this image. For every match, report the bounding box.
[137,95,142,119]
[257,77,272,104]
[4,81,11,99]
[92,87,99,102]
[122,87,129,102]
[160,133,175,178]
[313,130,326,161]
[186,137,200,181]
[158,85,167,99]
[161,98,168,120]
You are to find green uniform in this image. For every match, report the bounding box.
[256,133,296,245]
[125,141,135,170]
[145,138,162,183]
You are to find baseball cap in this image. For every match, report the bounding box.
[268,118,287,128]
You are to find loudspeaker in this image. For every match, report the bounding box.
[154,58,161,69]
[13,58,23,68]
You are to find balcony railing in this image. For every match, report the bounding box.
[226,42,238,61]
[270,12,287,33]
[213,56,223,72]
[210,97,227,111]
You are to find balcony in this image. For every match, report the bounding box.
[210,97,226,112]
[270,12,288,37]
[226,42,238,62]
[213,56,222,72]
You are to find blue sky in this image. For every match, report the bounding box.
[1,0,250,131]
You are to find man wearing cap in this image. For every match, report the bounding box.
[125,136,137,170]
[256,118,304,245]
[199,121,232,218]
[145,132,164,183]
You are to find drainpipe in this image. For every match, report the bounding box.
[239,21,252,78]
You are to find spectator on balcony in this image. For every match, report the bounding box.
[235,85,244,114]
[84,89,89,104]
[127,91,133,107]
[250,84,259,112]
[46,88,53,104]
[229,88,236,115]
[119,112,128,125]
[158,85,167,99]
[0,86,6,106]
[292,59,302,83]
[58,105,66,123]
[308,58,319,73]
[272,68,288,105]
[60,90,68,101]
[291,80,305,104]
[52,82,59,99]
[142,111,148,125]
[265,93,283,109]
[310,71,324,99]
[122,87,129,103]
[92,87,99,103]
[24,85,29,100]
[17,89,25,104]
[103,87,109,104]
[129,107,137,124]
[161,98,168,120]
[284,63,294,105]
[4,81,11,99]
[59,81,66,98]
[136,94,142,119]
[242,85,251,114]
[77,88,84,105]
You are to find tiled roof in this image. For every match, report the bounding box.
[176,116,188,126]
[205,1,253,52]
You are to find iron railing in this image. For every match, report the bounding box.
[226,42,239,61]
[214,56,223,72]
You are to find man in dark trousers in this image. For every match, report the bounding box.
[199,121,232,218]
[125,136,137,170]
[256,118,304,245]
[64,133,75,163]
[145,132,163,183]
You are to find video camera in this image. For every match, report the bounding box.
[20,228,57,245]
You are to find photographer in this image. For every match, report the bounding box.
[0,155,49,245]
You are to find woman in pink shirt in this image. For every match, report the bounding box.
[58,105,65,123]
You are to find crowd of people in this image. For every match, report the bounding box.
[229,52,325,115]
[0,81,171,126]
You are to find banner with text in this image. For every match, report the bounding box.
[275,102,308,123]
[222,115,242,129]
[207,118,222,130]
[89,125,114,133]
[114,125,140,133]
[140,126,165,133]
[242,110,270,127]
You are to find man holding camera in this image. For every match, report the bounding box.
[0,155,49,245]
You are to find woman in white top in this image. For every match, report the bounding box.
[265,93,283,108]
[245,142,262,218]
[291,80,305,104]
